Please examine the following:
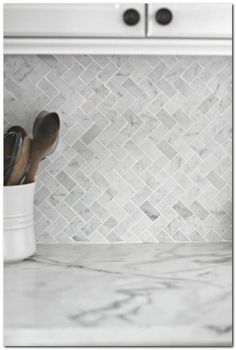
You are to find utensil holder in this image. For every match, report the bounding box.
[4,182,36,263]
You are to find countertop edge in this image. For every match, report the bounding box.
[4,327,232,347]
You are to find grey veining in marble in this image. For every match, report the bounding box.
[4,243,232,346]
[4,55,232,243]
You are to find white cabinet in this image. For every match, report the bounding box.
[3,3,232,55]
[147,3,232,39]
[4,4,145,38]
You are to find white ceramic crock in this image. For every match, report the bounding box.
[4,182,36,263]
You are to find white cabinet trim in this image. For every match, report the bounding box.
[4,38,232,56]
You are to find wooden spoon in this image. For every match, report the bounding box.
[4,157,13,184]
[26,113,60,183]
[33,111,59,158]
[7,137,31,186]
[4,131,22,185]
[4,131,22,159]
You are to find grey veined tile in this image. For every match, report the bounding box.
[72,140,94,161]
[156,109,176,129]
[140,201,160,221]
[173,201,193,220]
[81,124,101,145]
[206,170,225,190]
[157,140,177,160]
[190,201,209,221]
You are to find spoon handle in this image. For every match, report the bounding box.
[7,137,31,186]
[26,150,43,184]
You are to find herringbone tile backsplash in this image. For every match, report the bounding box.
[4,55,232,243]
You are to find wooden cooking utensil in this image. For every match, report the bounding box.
[7,136,31,186]
[26,112,60,183]
[4,158,12,184]
[33,111,59,158]
[4,131,22,185]
[4,131,22,159]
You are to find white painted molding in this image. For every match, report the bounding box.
[4,38,232,56]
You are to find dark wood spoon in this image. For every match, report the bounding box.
[4,131,22,185]
[26,112,60,183]
[33,111,59,158]
[7,136,31,186]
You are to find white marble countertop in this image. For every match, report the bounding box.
[4,242,232,346]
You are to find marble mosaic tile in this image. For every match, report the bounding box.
[4,55,232,242]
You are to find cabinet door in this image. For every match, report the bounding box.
[4,4,145,38]
[148,3,232,38]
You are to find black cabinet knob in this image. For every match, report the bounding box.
[123,9,140,26]
[155,8,173,25]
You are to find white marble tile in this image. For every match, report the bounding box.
[4,55,232,243]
